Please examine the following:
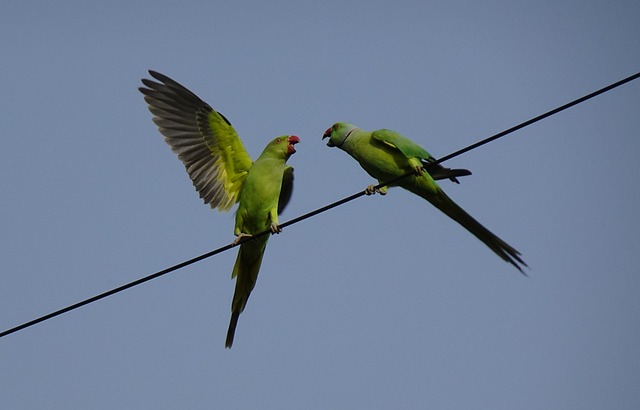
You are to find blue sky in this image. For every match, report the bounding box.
[1,1,639,409]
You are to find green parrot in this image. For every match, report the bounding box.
[323,122,526,273]
[139,70,300,348]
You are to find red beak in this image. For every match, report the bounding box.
[287,135,300,154]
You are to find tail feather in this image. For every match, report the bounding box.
[409,183,527,273]
[225,311,240,348]
[225,238,268,348]
[423,162,472,184]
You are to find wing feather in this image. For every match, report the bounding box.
[372,129,435,161]
[277,166,295,215]
[372,129,471,183]
[139,70,253,211]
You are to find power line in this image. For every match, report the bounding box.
[1,71,638,339]
[436,71,640,164]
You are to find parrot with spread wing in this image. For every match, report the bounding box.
[139,70,299,347]
[323,122,526,273]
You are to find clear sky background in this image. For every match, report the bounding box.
[1,1,639,409]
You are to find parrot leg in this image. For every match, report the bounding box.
[407,158,425,176]
[233,233,252,245]
[270,222,282,235]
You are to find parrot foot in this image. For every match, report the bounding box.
[270,223,282,235]
[232,233,252,245]
[414,165,425,176]
[365,185,387,196]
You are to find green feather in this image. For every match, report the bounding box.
[141,71,299,348]
[372,129,435,162]
[324,122,526,273]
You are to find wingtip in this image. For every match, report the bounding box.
[145,70,177,87]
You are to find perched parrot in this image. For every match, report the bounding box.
[139,70,300,348]
[323,122,527,273]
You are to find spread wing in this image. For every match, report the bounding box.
[277,166,294,215]
[372,129,471,183]
[139,70,253,211]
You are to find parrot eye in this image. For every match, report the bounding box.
[275,138,281,143]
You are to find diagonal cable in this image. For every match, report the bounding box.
[1,71,638,339]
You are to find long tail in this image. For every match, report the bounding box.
[407,181,527,274]
[225,238,268,348]
[225,311,240,348]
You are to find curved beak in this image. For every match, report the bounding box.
[287,135,300,154]
[322,127,334,146]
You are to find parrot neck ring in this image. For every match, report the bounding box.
[334,129,356,147]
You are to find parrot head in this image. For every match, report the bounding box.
[263,135,300,159]
[322,122,358,147]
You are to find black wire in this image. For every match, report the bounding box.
[436,71,640,165]
[0,244,238,339]
[1,71,638,339]
[382,71,640,186]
